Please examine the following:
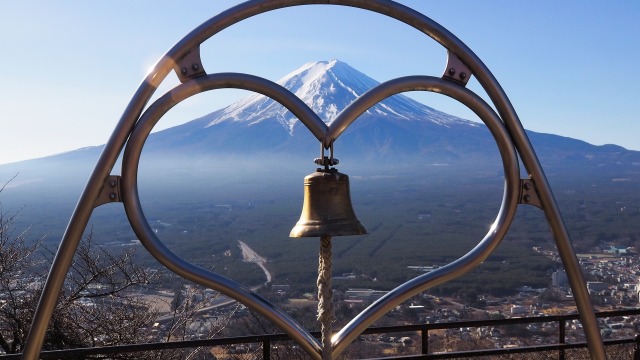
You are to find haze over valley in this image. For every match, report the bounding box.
[2,60,639,296]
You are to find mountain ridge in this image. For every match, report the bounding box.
[142,59,483,162]
[2,59,639,175]
[201,60,476,130]
[1,60,639,266]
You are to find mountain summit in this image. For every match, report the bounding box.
[149,59,485,161]
[205,60,470,131]
[3,59,638,177]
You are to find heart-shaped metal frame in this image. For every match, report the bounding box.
[120,73,519,358]
[23,1,606,359]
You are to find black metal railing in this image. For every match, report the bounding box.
[4,308,640,359]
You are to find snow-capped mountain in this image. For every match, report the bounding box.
[147,59,494,162]
[2,59,639,245]
[205,59,469,131]
[3,59,639,181]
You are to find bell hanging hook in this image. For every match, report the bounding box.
[314,142,339,171]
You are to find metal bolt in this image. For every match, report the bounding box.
[448,68,456,76]
[459,72,467,80]
[523,182,531,190]
[191,63,200,71]
[181,67,188,75]
[109,180,116,187]
[314,157,339,166]
[523,195,531,203]
[109,193,117,200]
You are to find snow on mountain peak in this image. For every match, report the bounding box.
[206,59,474,134]
[277,60,379,122]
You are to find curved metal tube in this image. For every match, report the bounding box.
[327,76,466,142]
[327,77,520,357]
[128,72,326,142]
[120,73,329,358]
[24,1,604,359]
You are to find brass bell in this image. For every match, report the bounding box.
[290,168,367,238]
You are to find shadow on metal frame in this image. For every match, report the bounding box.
[22,1,606,359]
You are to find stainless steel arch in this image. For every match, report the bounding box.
[23,1,605,359]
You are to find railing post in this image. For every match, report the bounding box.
[263,340,270,359]
[559,319,566,360]
[421,325,429,355]
[634,334,640,360]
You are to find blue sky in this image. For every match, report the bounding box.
[1,1,638,165]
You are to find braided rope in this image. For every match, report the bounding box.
[317,235,334,360]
